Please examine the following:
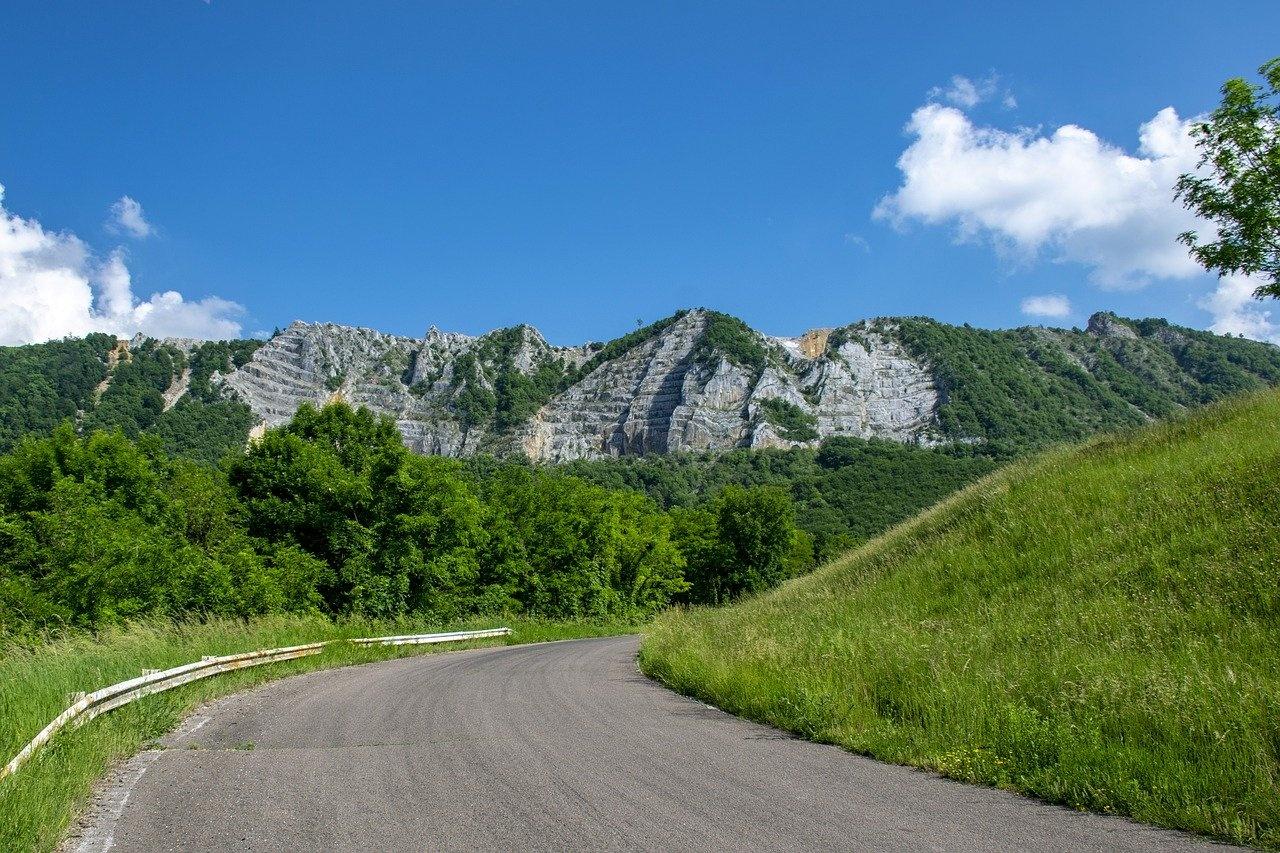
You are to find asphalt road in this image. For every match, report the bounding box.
[68,636,1233,852]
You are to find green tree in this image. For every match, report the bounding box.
[228,403,402,614]
[0,425,294,629]
[673,485,799,604]
[713,485,798,600]
[669,505,723,604]
[374,454,489,619]
[608,489,689,614]
[479,466,686,619]
[1175,57,1280,298]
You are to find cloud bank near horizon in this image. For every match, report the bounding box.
[0,183,243,346]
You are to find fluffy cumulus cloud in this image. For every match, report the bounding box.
[1199,275,1279,343]
[0,183,243,346]
[1020,293,1072,319]
[875,104,1205,288]
[108,195,153,238]
[874,96,1280,343]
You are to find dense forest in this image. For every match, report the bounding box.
[561,439,996,563]
[0,330,1007,566]
[0,403,810,636]
[0,333,118,451]
[5,311,1274,591]
[0,388,999,635]
[884,313,1280,455]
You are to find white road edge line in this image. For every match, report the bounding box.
[69,750,162,853]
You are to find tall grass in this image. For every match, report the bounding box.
[641,390,1280,848]
[0,614,636,851]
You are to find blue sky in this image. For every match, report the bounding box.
[1,2,1278,346]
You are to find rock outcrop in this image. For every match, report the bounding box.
[220,310,942,461]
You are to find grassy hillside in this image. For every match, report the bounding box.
[641,389,1280,847]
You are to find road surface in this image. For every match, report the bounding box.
[68,636,1233,852]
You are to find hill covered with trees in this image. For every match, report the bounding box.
[0,334,261,463]
[4,310,1278,468]
[2,309,1276,570]
[560,439,997,564]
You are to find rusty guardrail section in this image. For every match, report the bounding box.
[0,627,512,783]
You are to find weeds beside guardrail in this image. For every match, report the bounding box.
[0,627,511,783]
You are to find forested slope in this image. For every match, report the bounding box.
[561,439,997,563]
[0,335,261,462]
[887,312,1280,454]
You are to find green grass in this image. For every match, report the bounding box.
[641,389,1280,848]
[0,614,636,852]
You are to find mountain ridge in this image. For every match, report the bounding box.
[2,308,1278,462]
[219,308,945,460]
[215,307,1280,461]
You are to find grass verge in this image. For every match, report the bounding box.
[641,389,1280,849]
[1,613,636,851]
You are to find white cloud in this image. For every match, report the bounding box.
[0,182,244,346]
[108,195,153,238]
[874,99,1280,344]
[874,103,1207,289]
[1199,275,1279,343]
[929,74,997,109]
[927,74,1016,111]
[1020,294,1072,319]
[843,233,871,252]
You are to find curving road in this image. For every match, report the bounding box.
[68,636,1231,852]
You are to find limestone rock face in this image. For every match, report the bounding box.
[225,321,421,428]
[224,321,481,455]
[804,328,939,444]
[409,326,477,389]
[520,311,717,461]
[220,309,947,460]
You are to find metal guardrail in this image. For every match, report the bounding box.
[350,627,513,647]
[0,627,512,783]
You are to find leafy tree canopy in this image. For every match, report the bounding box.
[5,402,816,636]
[1176,57,1280,298]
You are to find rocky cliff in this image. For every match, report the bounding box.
[217,310,940,461]
[211,308,1280,461]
